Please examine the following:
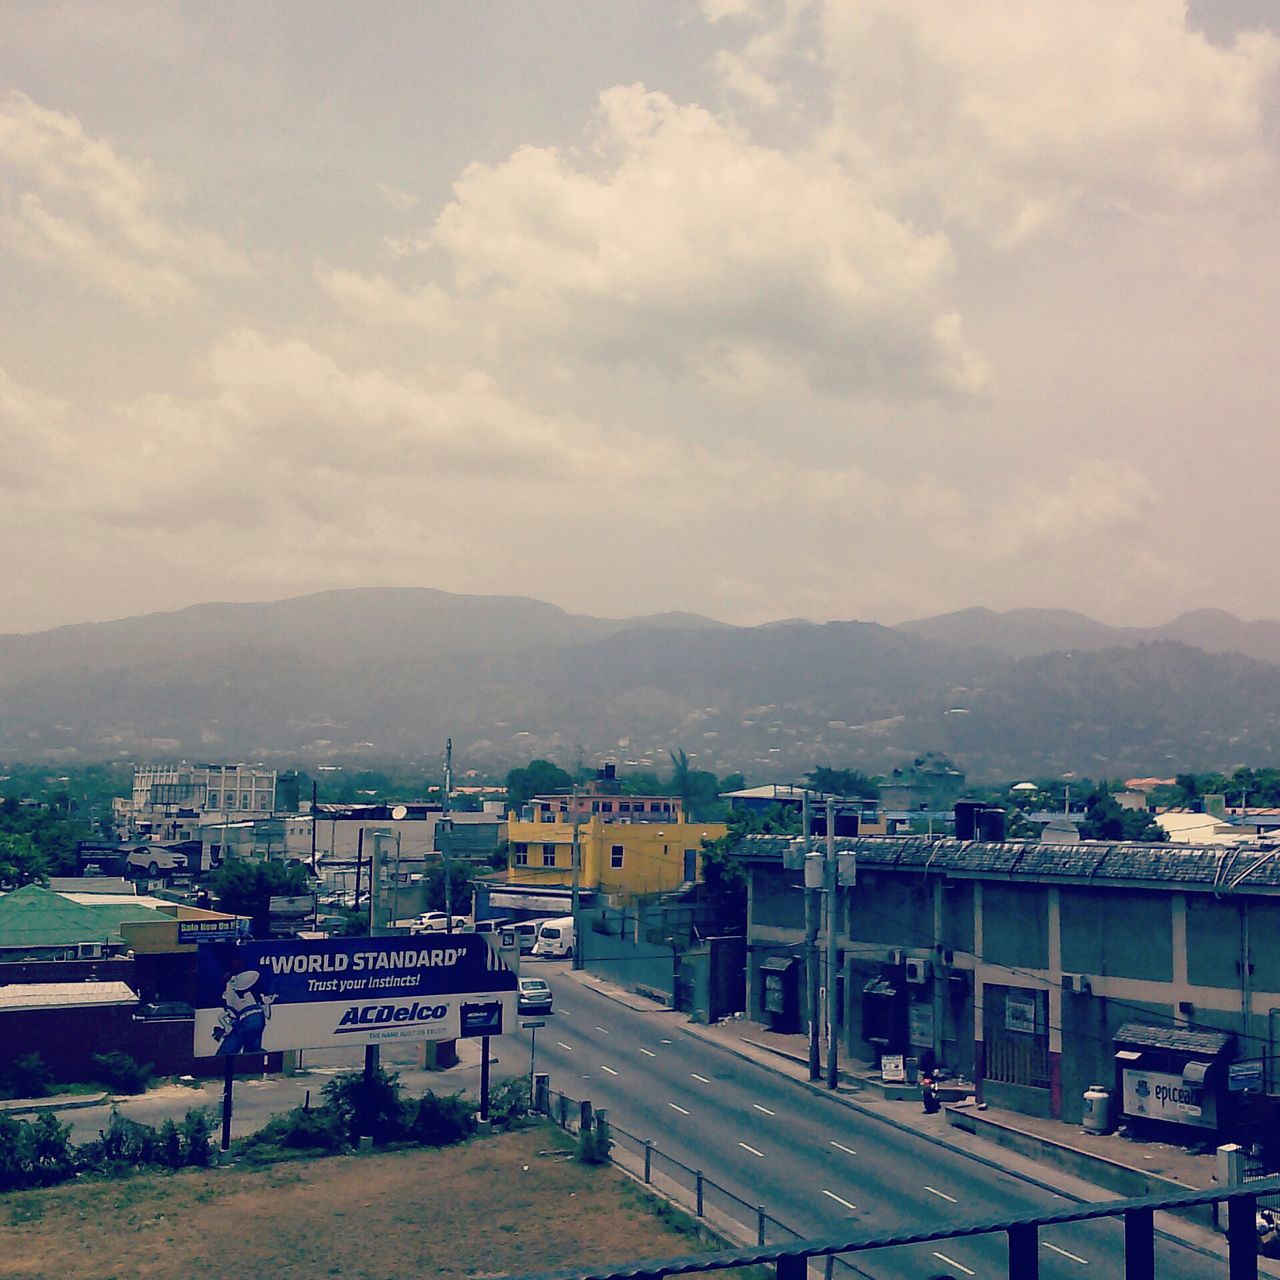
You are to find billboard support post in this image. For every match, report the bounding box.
[362,1044,379,1138]
[479,1034,491,1121]
[220,1057,234,1151]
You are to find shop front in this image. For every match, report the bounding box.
[1114,1022,1234,1140]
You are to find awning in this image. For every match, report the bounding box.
[864,977,900,998]
[1115,1049,1144,1064]
[760,957,795,974]
[1114,1021,1233,1057]
[1183,1061,1211,1086]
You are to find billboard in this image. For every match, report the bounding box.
[1121,1068,1218,1129]
[194,935,518,1056]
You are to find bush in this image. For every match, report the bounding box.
[0,1113,75,1190]
[407,1090,474,1147]
[181,1109,213,1166]
[486,1077,530,1128]
[0,1052,53,1100]
[75,1108,159,1175]
[91,1051,154,1095]
[321,1067,409,1145]
[576,1123,612,1166]
[243,1105,348,1154]
[158,1118,184,1170]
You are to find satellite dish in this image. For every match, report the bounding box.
[391,805,408,820]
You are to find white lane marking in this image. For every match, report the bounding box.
[595,1026,609,1034]
[932,1252,975,1277]
[821,1189,857,1211]
[830,1140,857,1156]
[753,1103,776,1116]
[639,1047,657,1058]
[600,1065,619,1076]
[660,1038,673,1044]
[691,1073,710,1083]
[668,1102,690,1115]
[924,1185,958,1203]
[739,1142,764,1158]
[1044,1242,1090,1265]
[556,1041,573,1051]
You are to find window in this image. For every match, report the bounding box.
[257,795,268,810]
[602,801,613,813]
[227,795,237,809]
[620,802,631,812]
[241,793,250,808]
[514,844,529,866]
[542,844,557,868]
[208,792,219,807]
[610,845,624,869]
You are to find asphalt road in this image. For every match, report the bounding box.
[525,962,1231,1280]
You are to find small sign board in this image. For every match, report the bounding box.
[521,1020,547,1030]
[881,1053,906,1083]
[1229,1059,1265,1094]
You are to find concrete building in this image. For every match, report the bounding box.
[115,762,279,842]
[877,753,966,812]
[734,832,1280,1146]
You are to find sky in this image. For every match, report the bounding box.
[3,1,1280,634]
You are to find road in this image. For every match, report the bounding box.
[54,964,1231,1279]
[526,962,1231,1280]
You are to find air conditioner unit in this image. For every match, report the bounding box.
[77,942,104,960]
[1063,974,1092,995]
[904,957,929,985]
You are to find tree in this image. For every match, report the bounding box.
[210,860,311,938]
[805,767,879,799]
[1078,787,1166,843]
[0,833,48,888]
[668,750,722,821]
[697,805,800,930]
[504,759,572,811]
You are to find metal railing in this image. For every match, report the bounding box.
[533,1078,1280,1280]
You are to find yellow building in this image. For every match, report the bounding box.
[506,813,728,898]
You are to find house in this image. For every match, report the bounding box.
[877,753,966,812]
[733,828,1280,1145]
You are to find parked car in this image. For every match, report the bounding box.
[410,912,469,934]
[517,977,553,1014]
[136,1001,195,1020]
[531,916,575,959]
[126,848,188,878]
[512,919,547,955]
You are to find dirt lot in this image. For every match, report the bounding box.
[0,1127,738,1280]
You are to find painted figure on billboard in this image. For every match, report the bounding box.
[211,964,277,1056]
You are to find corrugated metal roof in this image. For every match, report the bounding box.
[0,884,164,949]
[1115,1022,1233,1056]
[0,980,138,1011]
[731,834,1280,890]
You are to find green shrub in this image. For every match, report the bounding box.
[75,1108,158,1174]
[181,1108,213,1166]
[321,1067,408,1145]
[243,1105,348,1154]
[407,1090,474,1147]
[576,1123,612,1166]
[158,1118,183,1170]
[486,1077,530,1127]
[1,1052,53,1100]
[0,1113,75,1190]
[90,1052,154,1095]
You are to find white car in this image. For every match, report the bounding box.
[410,912,469,933]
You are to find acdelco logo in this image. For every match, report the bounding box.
[335,1002,447,1033]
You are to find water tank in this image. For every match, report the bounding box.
[1082,1085,1110,1134]
[977,807,1006,842]
[954,800,984,841]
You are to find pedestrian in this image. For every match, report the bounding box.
[921,1072,941,1115]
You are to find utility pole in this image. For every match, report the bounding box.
[571,784,583,972]
[442,738,455,933]
[804,791,821,1081]
[825,797,839,1090]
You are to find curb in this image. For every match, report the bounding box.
[0,1091,111,1116]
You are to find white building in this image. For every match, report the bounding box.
[117,763,278,842]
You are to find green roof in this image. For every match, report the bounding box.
[0,884,164,951]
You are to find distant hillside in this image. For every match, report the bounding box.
[2,588,1280,779]
[897,605,1280,666]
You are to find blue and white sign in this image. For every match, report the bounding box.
[194,936,518,1056]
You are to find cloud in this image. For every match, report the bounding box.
[0,90,250,307]
[328,83,986,400]
[377,182,419,211]
[815,1,1280,243]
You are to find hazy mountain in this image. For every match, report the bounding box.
[897,605,1280,666]
[2,589,1280,779]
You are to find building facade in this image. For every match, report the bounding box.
[735,833,1280,1144]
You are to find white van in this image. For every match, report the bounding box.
[532,916,575,959]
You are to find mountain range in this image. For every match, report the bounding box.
[2,591,1279,780]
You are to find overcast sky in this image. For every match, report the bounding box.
[3,1,1279,634]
